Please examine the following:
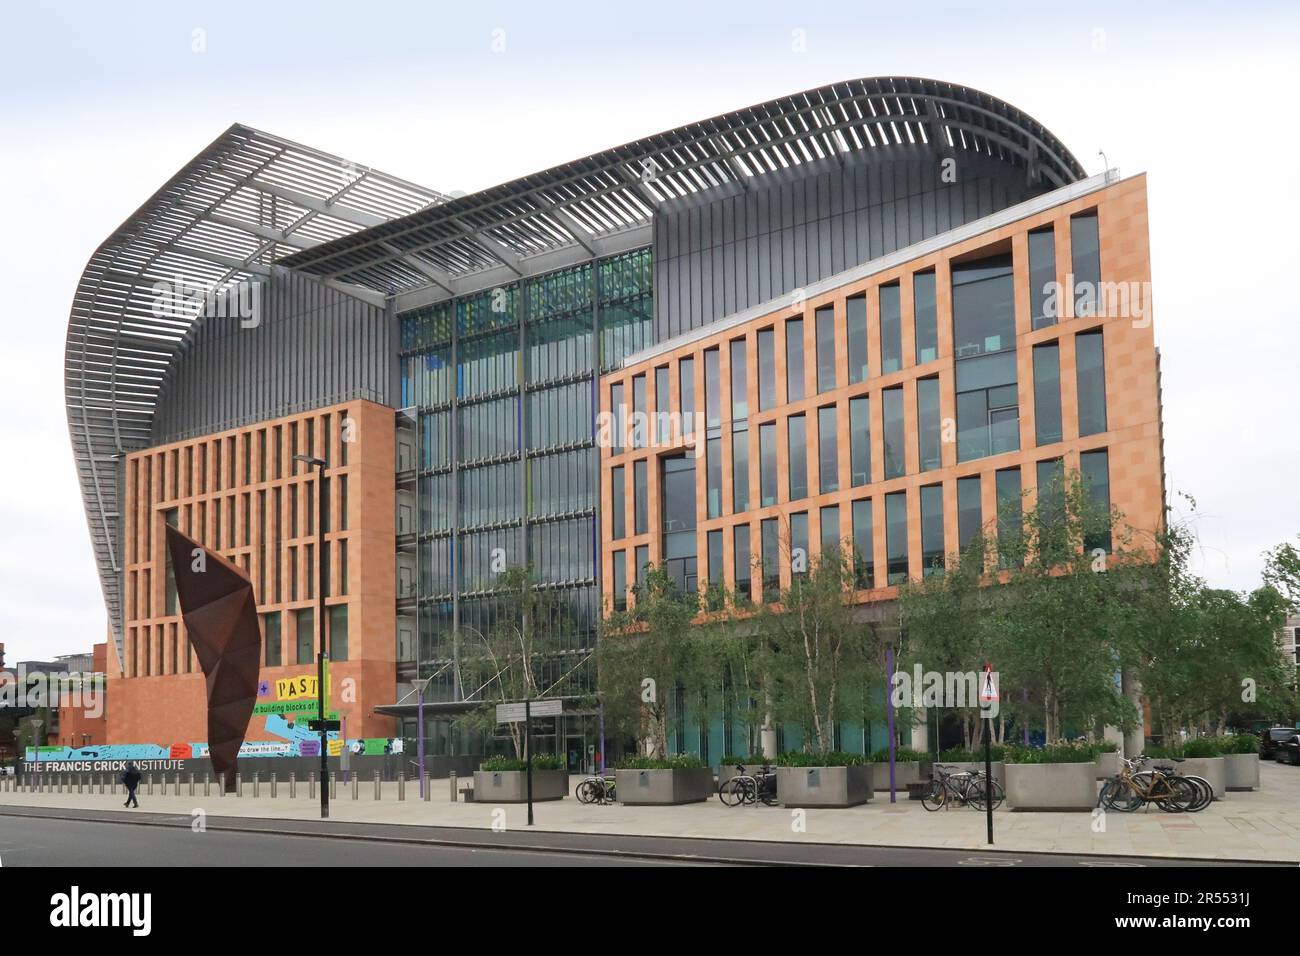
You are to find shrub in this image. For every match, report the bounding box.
[869,747,929,763]
[721,754,769,766]
[775,750,866,767]
[1148,737,1235,759]
[480,754,565,772]
[1219,734,1261,755]
[1003,741,1098,764]
[1094,740,1120,753]
[1181,737,1222,758]
[937,745,1006,762]
[616,754,706,770]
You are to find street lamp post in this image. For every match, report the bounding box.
[295,453,330,819]
[412,677,431,800]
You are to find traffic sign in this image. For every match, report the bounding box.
[496,699,563,723]
[979,664,999,704]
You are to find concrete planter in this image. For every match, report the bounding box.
[615,768,713,805]
[1005,762,1097,811]
[1094,751,1121,780]
[1152,756,1226,800]
[1223,753,1260,792]
[869,760,927,791]
[938,760,1006,788]
[776,764,872,808]
[473,769,567,803]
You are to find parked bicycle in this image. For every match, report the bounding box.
[1098,756,1208,813]
[922,763,1004,811]
[575,774,618,805]
[718,764,778,807]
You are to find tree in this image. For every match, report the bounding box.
[1263,535,1300,610]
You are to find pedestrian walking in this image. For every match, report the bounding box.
[121,761,142,808]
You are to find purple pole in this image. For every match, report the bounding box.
[886,644,896,803]
[417,685,427,800]
[1022,688,1029,745]
[598,701,606,776]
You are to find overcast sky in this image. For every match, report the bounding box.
[1,1,1297,664]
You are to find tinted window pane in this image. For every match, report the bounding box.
[679,357,695,436]
[730,339,748,420]
[733,524,752,599]
[880,284,902,373]
[758,422,776,507]
[1081,448,1112,553]
[818,405,839,494]
[820,504,840,559]
[1033,342,1063,445]
[790,512,809,580]
[995,467,1023,568]
[957,475,982,553]
[708,530,724,585]
[886,491,908,584]
[816,306,837,392]
[850,396,871,486]
[914,272,937,363]
[757,328,777,411]
[611,465,625,538]
[1071,211,1101,317]
[1036,458,1065,528]
[920,484,944,578]
[852,498,874,588]
[952,255,1014,358]
[661,456,695,532]
[634,459,647,534]
[704,348,721,429]
[733,425,751,513]
[847,295,868,384]
[761,518,780,602]
[1076,330,1108,436]
[632,374,646,448]
[883,386,905,479]
[787,414,808,501]
[655,366,670,443]
[917,377,941,471]
[706,436,722,518]
[610,382,624,451]
[785,318,805,402]
[1029,227,1056,328]
[612,551,626,611]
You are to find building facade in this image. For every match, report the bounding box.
[65,78,1160,765]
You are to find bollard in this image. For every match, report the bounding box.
[147,775,154,797]
[373,770,381,800]
[449,771,457,802]
[271,772,278,799]
[174,774,181,797]
[237,773,243,797]
[189,773,195,797]
[330,771,337,800]
[398,772,405,801]
[205,773,212,797]
[78,776,83,794]
[424,772,431,802]
[351,772,359,800]
[99,773,105,795]
[253,773,259,799]
[290,772,297,799]
[309,772,316,800]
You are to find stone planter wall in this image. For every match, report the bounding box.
[615,768,713,805]
[472,769,568,803]
[1152,756,1226,800]
[1004,762,1097,811]
[775,764,872,808]
[869,760,926,791]
[1094,751,1121,780]
[1223,753,1260,791]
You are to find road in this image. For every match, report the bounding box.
[0,807,1269,866]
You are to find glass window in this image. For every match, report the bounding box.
[662,456,697,592]
[704,347,721,429]
[883,386,905,479]
[790,512,809,581]
[852,498,874,589]
[816,306,837,393]
[655,366,670,444]
[632,374,647,448]
[885,491,908,585]
[262,612,281,667]
[679,356,695,437]
[847,295,868,384]
[820,504,840,560]
[785,318,805,402]
[635,545,649,591]
[1076,330,1108,436]
[1029,226,1057,328]
[952,254,1014,358]
[761,518,780,602]
[733,424,751,512]
[296,608,314,665]
[914,272,937,364]
[610,382,625,452]
[758,422,776,507]
[611,466,625,538]
[1071,211,1101,317]
[920,484,945,578]
[634,459,647,535]
[995,467,1023,568]
[917,377,941,471]
[957,475,982,554]
[955,351,1020,462]
[880,283,902,373]
[757,328,777,411]
[818,405,839,494]
[730,338,748,420]
[1033,342,1063,446]
[850,396,871,486]
[1081,448,1112,553]
[1036,458,1065,528]
[706,436,722,518]
[787,414,808,501]
[708,530,724,588]
[329,605,348,662]
[612,551,627,612]
[733,524,752,601]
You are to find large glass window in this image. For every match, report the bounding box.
[757,328,777,411]
[995,467,1023,568]
[633,459,647,534]
[816,306,837,393]
[785,318,805,402]
[1071,211,1101,317]
[820,504,840,560]
[733,425,751,512]
[1028,226,1056,328]
[920,484,944,578]
[262,612,281,667]
[704,348,721,429]
[730,338,748,420]
[611,465,626,538]
[880,283,902,373]
[655,366,670,444]
[952,254,1014,359]
[917,377,941,471]
[1081,448,1112,553]
[957,475,982,554]
[817,405,839,494]
[1076,330,1108,436]
[635,545,649,591]
[1036,458,1065,529]
[758,422,776,507]
[612,551,627,612]
[761,518,780,602]
[662,456,697,593]
[787,414,808,501]
[852,498,874,588]
[707,527,724,583]
[883,386,905,479]
[956,351,1020,462]
[632,374,647,448]
[329,605,348,662]
[733,524,752,601]
[679,356,695,437]
[790,512,809,581]
[296,608,314,665]
[847,295,868,384]
[850,396,871,486]
[914,272,937,364]
[610,382,625,452]
[706,436,722,519]
[885,492,908,585]
[1033,342,1063,446]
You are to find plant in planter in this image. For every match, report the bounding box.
[1219,734,1261,791]
[474,752,568,802]
[775,750,871,807]
[614,754,712,805]
[1149,738,1229,798]
[868,747,929,791]
[1002,742,1099,811]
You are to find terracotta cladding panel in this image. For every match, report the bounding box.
[600,176,1163,613]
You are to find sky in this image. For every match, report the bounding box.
[0,1,1297,663]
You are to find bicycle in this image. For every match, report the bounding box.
[1098,756,1199,813]
[575,774,617,805]
[719,764,778,807]
[922,763,1004,811]
[1151,757,1213,812]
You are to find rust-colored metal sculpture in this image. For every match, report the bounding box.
[166,525,260,792]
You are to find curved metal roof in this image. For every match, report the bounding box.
[283,76,1085,296]
[65,124,447,657]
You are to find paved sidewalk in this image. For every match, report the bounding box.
[3,762,1298,863]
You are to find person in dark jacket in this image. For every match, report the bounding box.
[120,762,142,808]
